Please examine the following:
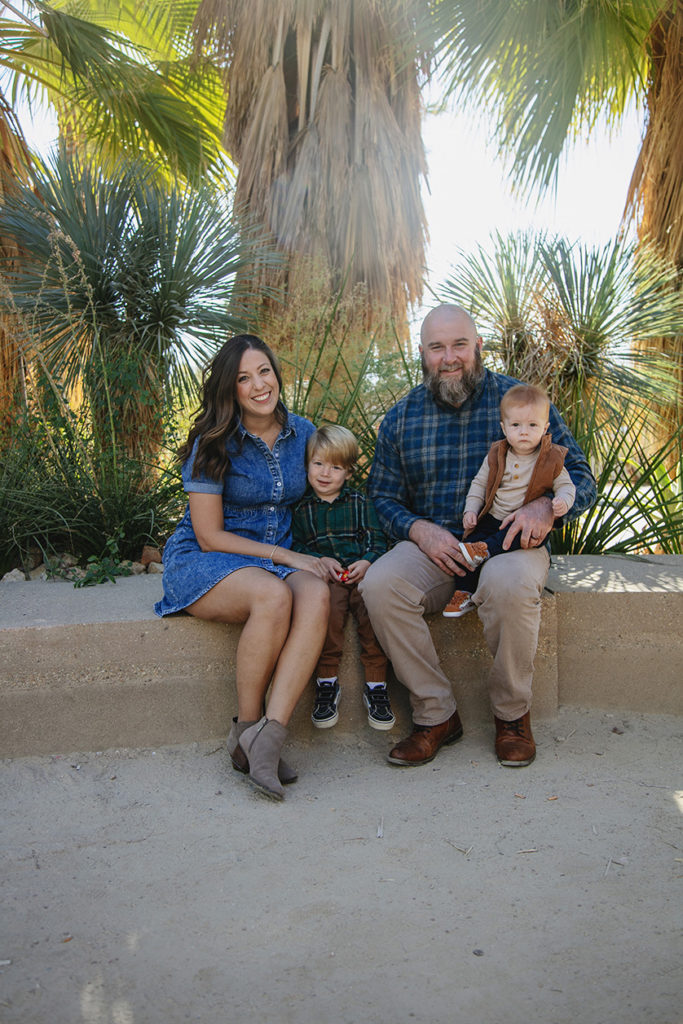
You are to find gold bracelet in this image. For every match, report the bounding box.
[269,545,279,561]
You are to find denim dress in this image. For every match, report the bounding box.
[154,412,315,616]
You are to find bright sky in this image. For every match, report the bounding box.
[413,98,644,338]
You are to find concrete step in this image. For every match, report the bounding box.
[1,555,681,756]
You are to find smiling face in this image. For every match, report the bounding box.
[235,347,280,429]
[501,400,550,456]
[420,306,484,407]
[307,452,352,503]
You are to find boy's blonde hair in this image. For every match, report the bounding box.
[306,424,358,468]
[500,383,550,420]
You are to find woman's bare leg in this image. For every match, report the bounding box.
[265,570,329,724]
[186,568,293,720]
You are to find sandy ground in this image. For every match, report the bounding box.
[1,707,682,1024]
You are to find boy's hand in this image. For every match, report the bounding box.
[552,497,569,517]
[343,559,371,583]
[463,511,477,531]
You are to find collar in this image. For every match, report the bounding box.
[235,408,293,441]
[305,481,351,505]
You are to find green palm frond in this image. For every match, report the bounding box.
[430,0,664,194]
[1,0,227,180]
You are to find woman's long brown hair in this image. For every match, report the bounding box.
[179,335,287,481]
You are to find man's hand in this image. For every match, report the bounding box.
[409,520,469,576]
[499,497,554,550]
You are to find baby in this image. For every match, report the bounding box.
[444,383,576,617]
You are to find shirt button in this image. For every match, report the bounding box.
[513,474,519,479]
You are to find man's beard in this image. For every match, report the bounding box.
[423,350,485,408]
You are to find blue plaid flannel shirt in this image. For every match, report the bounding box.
[368,369,597,541]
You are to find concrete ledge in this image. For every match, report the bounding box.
[1,555,681,756]
[548,555,683,715]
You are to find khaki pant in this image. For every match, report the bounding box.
[358,541,550,724]
[317,580,388,683]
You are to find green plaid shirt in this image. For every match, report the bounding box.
[291,484,388,565]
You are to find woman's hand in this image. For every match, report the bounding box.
[280,549,332,579]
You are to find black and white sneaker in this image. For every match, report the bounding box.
[363,685,395,731]
[311,680,341,728]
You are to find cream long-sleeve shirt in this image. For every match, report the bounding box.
[464,448,576,520]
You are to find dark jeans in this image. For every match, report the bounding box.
[458,513,523,594]
[317,580,388,683]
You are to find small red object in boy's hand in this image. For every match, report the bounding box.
[338,569,350,582]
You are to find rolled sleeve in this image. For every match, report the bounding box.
[180,437,224,495]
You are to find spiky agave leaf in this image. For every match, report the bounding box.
[0,148,280,457]
[439,229,683,420]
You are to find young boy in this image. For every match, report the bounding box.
[292,424,394,730]
[443,383,576,618]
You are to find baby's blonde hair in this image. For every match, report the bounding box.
[500,383,550,420]
[306,424,358,469]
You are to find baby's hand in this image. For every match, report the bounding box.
[463,511,478,531]
[552,497,569,517]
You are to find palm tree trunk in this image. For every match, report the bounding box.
[193,0,428,337]
[626,1,683,445]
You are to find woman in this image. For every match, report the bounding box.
[155,335,329,800]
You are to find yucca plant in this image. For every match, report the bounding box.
[552,394,682,555]
[440,230,683,424]
[0,148,279,466]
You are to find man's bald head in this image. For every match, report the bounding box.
[420,305,478,346]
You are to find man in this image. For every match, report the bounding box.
[358,305,596,767]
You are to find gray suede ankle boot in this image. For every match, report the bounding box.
[238,717,288,800]
[226,717,298,784]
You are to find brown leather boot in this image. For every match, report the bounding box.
[387,710,463,766]
[227,717,298,784]
[494,711,536,767]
